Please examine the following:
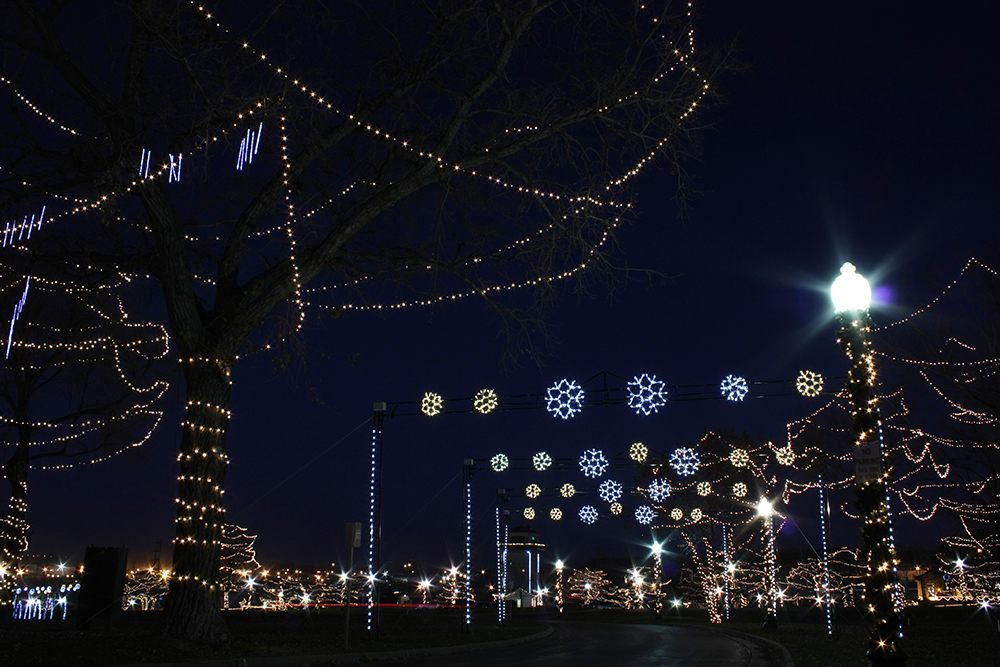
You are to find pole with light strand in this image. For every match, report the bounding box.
[832,263,906,667]
[651,540,663,619]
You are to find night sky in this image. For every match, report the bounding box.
[20,1,1000,575]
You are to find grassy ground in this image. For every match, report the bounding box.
[3,604,997,666]
[1,606,544,666]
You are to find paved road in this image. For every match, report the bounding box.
[399,621,776,667]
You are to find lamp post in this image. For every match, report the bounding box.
[756,497,778,628]
[832,262,906,666]
[555,560,564,614]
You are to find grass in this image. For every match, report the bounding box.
[2,606,545,666]
[4,604,998,666]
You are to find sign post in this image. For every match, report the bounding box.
[344,522,362,649]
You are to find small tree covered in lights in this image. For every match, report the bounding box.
[566,568,614,607]
[0,0,727,640]
[0,267,169,615]
[218,524,261,608]
[436,568,468,606]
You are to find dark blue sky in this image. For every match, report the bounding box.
[24,1,999,574]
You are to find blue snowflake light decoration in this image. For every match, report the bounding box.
[635,505,655,525]
[647,478,672,503]
[545,379,585,419]
[579,505,599,524]
[627,373,667,415]
[598,479,623,503]
[579,449,609,478]
[669,447,700,476]
[720,375,749,402]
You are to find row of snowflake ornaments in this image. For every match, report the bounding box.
[489,442,794,527]
[420,371,825,418]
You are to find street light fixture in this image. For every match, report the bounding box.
[756,497,779,628]
[832,262,907,666]
[554,560,564,613]
[651,541,663,619]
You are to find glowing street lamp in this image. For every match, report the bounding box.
[555,560,565,613]
[651,541,663,619]
[755,497,779,628]
[832,262,906,666]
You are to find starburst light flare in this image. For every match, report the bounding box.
[720,375,749,401]
[545,379,585,419]
[579,449,608,478]
[627,373,667,415]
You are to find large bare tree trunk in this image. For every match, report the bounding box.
[164,354,233,641]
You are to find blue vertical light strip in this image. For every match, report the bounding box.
[527,549,532,600]
[723,524,730,621]
[819,474,833,636]
[495,507,502,624]
[367,407,384,633]
[464,464,472,627]
[502,521,509,622]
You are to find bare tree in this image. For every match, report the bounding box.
[0,0,727,639]
[0,264,169,617]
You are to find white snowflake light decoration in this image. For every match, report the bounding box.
[550,508,563,521]
[532,452,552,471]
[647,478,672,503]
[579,505,599,524]
[579,449,609,478]
[610,502,623,515]
[421,392,443,416]
[599,479,623,503]
[490,454,509,472]
[474,388,498,414]
[545,379,585,419]
[670,508,684,521]
[669,447,700,476]
[690,508,703,522]
[720,374,749,401]
[775,445,796,466]
[796,370,823,397]
[523,507,536,520]
[627,373,667,415]
[733,482,747,498]
[697,481,712,497]
[526,484,542,499]
[729,448,749,467]
[629,442,648,463]
[635,505,655,525]
[560,483,576,498]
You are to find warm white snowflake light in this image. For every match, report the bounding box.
[526,484,542,499]
[473,388,498,414]
[579,505,599,524]
[720,375,749,402]
[729,448,749,467]
[796,370,824,397]
[670,508,683,521]
[696,481,712,497]
[545,379,585,419]
[550,508,563,521]
[635,506,655,525]
[532,452,552,471]
[690,508,703,522]
[627,373,667,415]
[579,449,608,478]
[647,478,672,502]
[775,446,796,466]
[490,454,509,472]
[599,480,623,503]
[629,442,648,463]
[523,507,536,520]
[669,447,700,476]
[560,483,576,498]
[421,392,443,416]
[733,482,747,498]
[610,502,622,515]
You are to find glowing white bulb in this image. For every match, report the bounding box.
[831,262,871,312]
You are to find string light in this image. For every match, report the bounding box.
[545,379,585,419]
[579,449,609,478]
[525,484,541,499]
[532,452,552,470]
[720,375,748,401]
[796,370,824,397]
[599,480,623,503]
[491,454,509,472]
[669,447,700,476]
[550,508,562,521]
[473,389,498,414]
[560,483,576,498]
[647,478,672,502]
[627,373,667,415]
[630,442,648,462]
[635,506,655,524]
[578,505,599,525]
[421,392,443,416]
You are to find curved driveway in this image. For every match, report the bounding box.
[400,621,774,667]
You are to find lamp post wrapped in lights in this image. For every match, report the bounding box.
[832,263,906,666]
